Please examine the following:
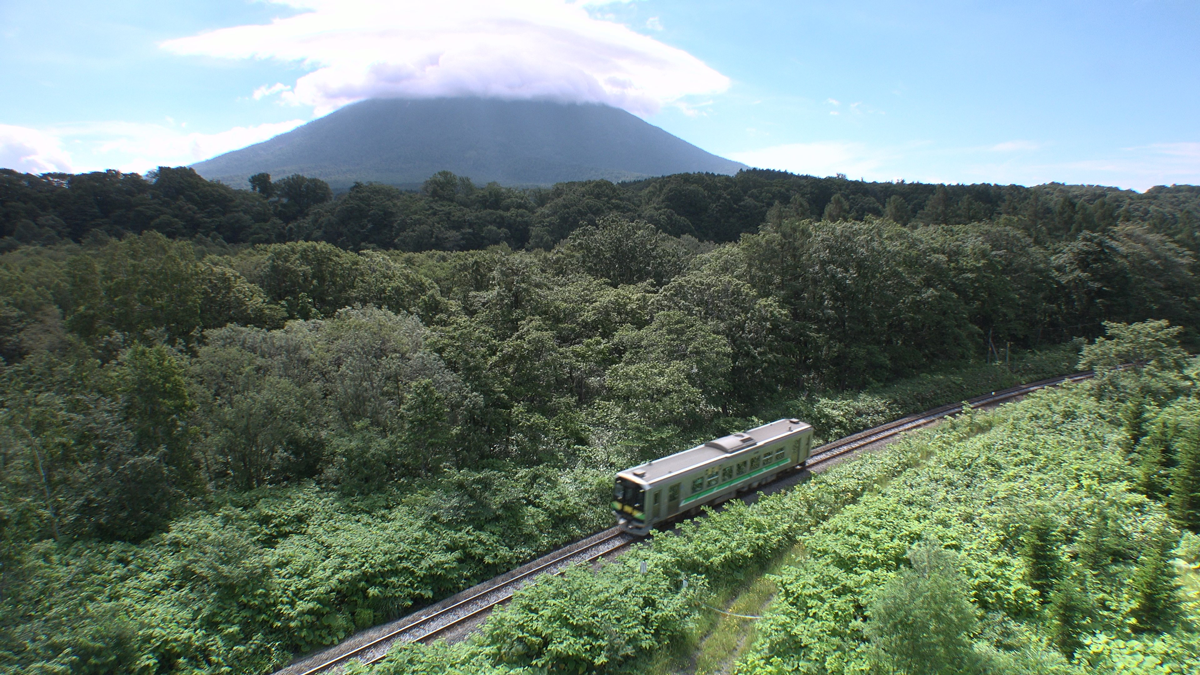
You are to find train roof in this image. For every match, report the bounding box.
[617,418,812,486]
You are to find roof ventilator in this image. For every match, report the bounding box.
[707,433,757,453]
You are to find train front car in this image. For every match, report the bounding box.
[612,475,649,534]
[613,418,814,535]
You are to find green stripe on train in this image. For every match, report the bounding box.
[678,457,795,506]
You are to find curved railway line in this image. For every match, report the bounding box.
[278,370,1094,675]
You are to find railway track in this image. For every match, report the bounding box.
[279,370,1092,675]
[287,528,637,675]
[803,370,1094,471]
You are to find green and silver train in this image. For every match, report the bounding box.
[612,418,814,535]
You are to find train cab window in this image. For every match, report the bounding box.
[691,477,704,494]
[750,455,760,470]
[614,477,645,511]
[736,461,747,476]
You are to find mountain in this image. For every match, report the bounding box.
[191,98,747,189]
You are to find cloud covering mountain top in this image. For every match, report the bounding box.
[161,0,730,117]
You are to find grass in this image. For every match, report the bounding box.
[641,542,810,675]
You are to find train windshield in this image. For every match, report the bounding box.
[613,477,645,510]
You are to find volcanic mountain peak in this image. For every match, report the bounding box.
[192,98,747,189]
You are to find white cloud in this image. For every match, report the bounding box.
[1146,142,1200,162]
[990,140,1040,152]
[724,137,1199,191]
[645,16,664,31]
[253,82,293,100]
[88,119,308,171]
[160,0,729,117]
[730,141,885,179]
[0,125,74,173]
[956,143,1199,191]
[1,119,306,176]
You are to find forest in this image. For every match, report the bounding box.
[352,325,1200,674]
[1,165,1198,673]
[3,166,1200,255]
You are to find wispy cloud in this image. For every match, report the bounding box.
[1146,142,1200,161]
[729,138,1200,191]
[989,140,1040,152]
[86,119,308,171]
[0,125,74,173]
[253,83,293,100]
[730,141,889,179]
[161,0,729,117]
[0,119,307,176]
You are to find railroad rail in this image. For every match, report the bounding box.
[279,369,1092,675]
[287,528,637,675]
[803,370,1094,471]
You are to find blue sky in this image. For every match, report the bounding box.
[1,0,1196,190]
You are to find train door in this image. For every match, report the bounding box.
[667,483,680,514]
[651,489,662,521]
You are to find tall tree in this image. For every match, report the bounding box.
[866,537,984,675]
[1021,514,1063,603]
[1169,430,1200,531]
[822,193,849,221]
[884,194,911,224]
[1128,538,1181,633]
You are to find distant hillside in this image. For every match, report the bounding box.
[191,98,747,188]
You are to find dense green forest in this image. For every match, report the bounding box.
[1,166,1198,673]
[351,323,1200,675]
[4,166,1200,254]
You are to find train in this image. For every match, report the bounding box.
[612,418,815,535]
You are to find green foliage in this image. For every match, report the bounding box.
[735,375,1200,675]
[1078,319,1192,402]
[1128,538,1182,633]
[483,559,701,673]
[65,232,205,344]
[1133,397,1200,530]
[1022,514,1064,603]
[1121,392,1153,453]
[559,215,692,286]
[3,166,1198,674]
[865,537,985,675]
[1169,431,1200,531]
[1079,632,1200,675]
[787,344,1079,442]
[364,400,936,675]
[1048,572,1092,657]
[801,393,897,442]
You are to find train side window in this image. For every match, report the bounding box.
[736,461,746,476]
[692,477,704,494]
[668,483,680,502]
[653,491,661,505]
[774,448,785,462]
[721,466,733,483]
[706,470,719,488]
[750,454,760,470]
